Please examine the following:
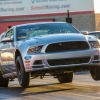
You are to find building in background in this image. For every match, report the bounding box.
[0,0,100,33]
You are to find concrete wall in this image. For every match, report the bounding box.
[95,14,100,31]
[0,13,95,32]
[71,14,95,31]
[54,14,95,31]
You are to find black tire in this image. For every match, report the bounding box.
[16,56,30,88]
[0,73,9,87]
[90,66,100,81]
[58,72,73,83]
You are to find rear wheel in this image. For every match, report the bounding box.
[90,66,100,81]
[0,73,9,87]
[16,56,30,88]
[58,72,73,83]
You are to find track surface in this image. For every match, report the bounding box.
[0,72,100,100]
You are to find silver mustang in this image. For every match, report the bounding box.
[0,22,100,88]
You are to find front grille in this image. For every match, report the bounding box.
[47,57,90,66]
[45,41,89,53]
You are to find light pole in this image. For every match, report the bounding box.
[66,10,72,24]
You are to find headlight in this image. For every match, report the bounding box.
[27,45,43,53]
[89,41,100,48]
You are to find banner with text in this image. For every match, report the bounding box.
[0,0,94,16]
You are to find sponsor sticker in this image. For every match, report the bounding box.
[25,60,30,63]
[26,63,30,66]
[25,64,32,69]
[24,56,32,60]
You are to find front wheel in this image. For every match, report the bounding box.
[16,56,30,88]
[90,66,100,81]
[58,72,73,83]
[0,72,9,87]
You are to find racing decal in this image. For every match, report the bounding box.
[26,63,31,66]
[25,63,32,69]
[25,60,30,63]
[24,56,32,60]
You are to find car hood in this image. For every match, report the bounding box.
[25,33,88,45]
[86,35,99,41]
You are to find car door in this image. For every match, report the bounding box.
[0,32,6,73]
[0,28,16,73]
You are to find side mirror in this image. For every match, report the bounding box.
[80,31,88,35]
[1,37,13,42]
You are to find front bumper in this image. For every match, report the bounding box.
[23,48,100,72]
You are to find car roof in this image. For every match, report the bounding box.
[13,22,68,28]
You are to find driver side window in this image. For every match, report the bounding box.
[5,29,14,39]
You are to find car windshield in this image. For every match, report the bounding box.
[16,23,79,40]
[89,32,100,39]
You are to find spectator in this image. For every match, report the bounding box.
[7,25,12,30]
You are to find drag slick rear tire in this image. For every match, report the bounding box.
[58,72,73,83]
[16,56,30,88]
[90,66,100,81]
[0,73,9,87]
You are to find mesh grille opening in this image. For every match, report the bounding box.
[45,41,89,53]
[47,57,90,66]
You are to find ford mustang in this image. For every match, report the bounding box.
[0,22,100,88]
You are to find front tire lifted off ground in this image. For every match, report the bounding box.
[90,66,100,81]
[16,56,30,88]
